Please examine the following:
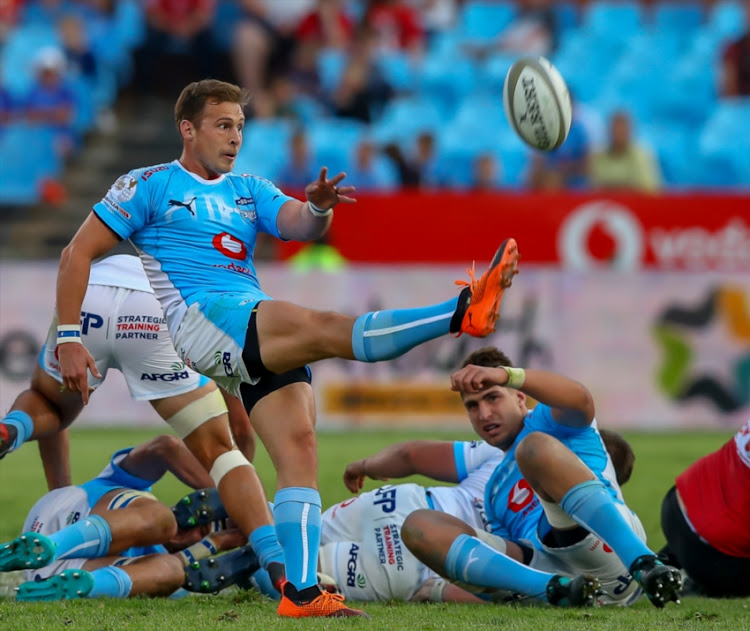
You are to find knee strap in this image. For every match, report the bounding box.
[210,450,253,487]
[165,388,227,439]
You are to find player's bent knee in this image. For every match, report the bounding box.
[210,449,254,488]
[401,509,433,550]
[515,431,557,467]
[165,388,228,439]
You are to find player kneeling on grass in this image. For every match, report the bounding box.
[0,436,251,601]
[397,347,682,608]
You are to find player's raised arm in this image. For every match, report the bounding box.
[56,213,120,403]
[451,364,594,428]
[343,440,458,493]
[276,167,356,242]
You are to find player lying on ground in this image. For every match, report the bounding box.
[0,435,250,601]
[180,427,636,605]
[314,426,637,605]
[395,347,682,608]
[659,418,750,598]
[54,78,520,617]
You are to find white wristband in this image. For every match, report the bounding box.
[501,366,526,389]
[57,324,82,345]
[307,201,332,217]
[428,578,447,602]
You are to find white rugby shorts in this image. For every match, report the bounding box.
[43,285,208,400]
[320,484,432,601]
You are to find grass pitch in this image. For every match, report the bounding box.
[1,427,747,630]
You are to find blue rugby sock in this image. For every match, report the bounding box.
[273,487,321,590]
[88,566,132,598]
[560,479,653,569]
[249,524,285,569]
[49,515,112,560]
[3,410,34,451]
[445,534,554,601]
[352,297,459,362]
[251,568,281,600]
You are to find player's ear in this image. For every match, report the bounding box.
[179,119,194,140]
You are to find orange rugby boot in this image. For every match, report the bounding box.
[450,238,520,337]
[276,580,369,618]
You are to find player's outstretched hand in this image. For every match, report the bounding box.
[58,343,101,405]
[305,167,356,212]
[450,365,509,394]
[343,459,367,493]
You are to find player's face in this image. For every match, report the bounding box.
[190,100,244,178]
[463,385,525,450]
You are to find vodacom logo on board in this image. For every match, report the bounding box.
[558,201,645,270]
[212,232,247,260]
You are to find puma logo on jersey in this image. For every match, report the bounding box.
[166,197,197,219]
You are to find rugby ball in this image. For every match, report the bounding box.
[503,57,572,152]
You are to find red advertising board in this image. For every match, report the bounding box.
[279,192,750,269]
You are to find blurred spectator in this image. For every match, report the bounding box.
[278,129,318,189]
[346,139,397,190]
[406,0,456,42]
[333,22,394,122]
[383,141,420,186]
[0,0,22,44]
[132,0,219,96]
[232,0,314,97]
[589,111,662,193]
[296,0,354,50]
[720,3,750,96]
[472,152,503,191]
[22,0,73,25]
[465,0,556,61]
[0,83,13,130]
[24,46,76,157]
[413,131,440,188]
[496,0,557,57]
[363,0,425,56]
[528,114,590,190]
[58,14,97,81]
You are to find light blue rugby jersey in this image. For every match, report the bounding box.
[93,160,294,347]
[484,403,622,545]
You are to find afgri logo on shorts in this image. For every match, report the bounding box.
[214,351,234,377]
[66,511,81,526]
[140,371,190,382]
[346,543,360,588]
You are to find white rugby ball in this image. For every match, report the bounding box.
[503,57,572,152]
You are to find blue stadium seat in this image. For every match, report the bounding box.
[376,52,418,93]
[480,52,518,95]
[307,118,368,175]
[0,123,62,205]
[370,97,445,147]
[317,48,347,94]
[652,2,705,35]
[234,119,295,179]
[582,1,644,45]
[418,53,477,108]
[698,98,750,186]
[707,0,746,42]
[459,1,517,43]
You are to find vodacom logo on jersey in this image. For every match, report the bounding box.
[507,479,535,513]
[212,232,247,260]
[558,201,645,270]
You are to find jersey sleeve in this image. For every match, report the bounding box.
[525,403,588,438]
[93,447,156,491]
[246,176,295,239]
[93,170,151,240]
[453,441,503,482]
